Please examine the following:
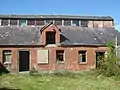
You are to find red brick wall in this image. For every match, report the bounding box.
[41,25,60,45]
[0,46,107,73]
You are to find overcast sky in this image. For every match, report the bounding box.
[0,0,119,30]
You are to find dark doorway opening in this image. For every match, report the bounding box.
[46,32,56,44]
[96,52,105,68]
[19,51,29,72]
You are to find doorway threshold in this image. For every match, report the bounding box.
[19,71,29,74]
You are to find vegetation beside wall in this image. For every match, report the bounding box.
[29,41,120,77]
[96,41,120,77]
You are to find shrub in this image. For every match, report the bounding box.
[97,41,120,77]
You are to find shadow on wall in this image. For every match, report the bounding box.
[0,88,20,90]
[0,62,9,74]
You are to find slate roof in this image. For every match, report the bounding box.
[0,26,42,45]
[0,15,113,20]
[0,26,120,46]
[60,27,120,45]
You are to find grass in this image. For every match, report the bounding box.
[0,71,120,90]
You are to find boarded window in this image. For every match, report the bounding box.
[64,20,71,26]
[78,51,86,63]
[55,20,62,25]
[72,20,79,26]
[19,20,27,27]
[56,50,64,62]
[2,50,12,63]
[10,19,18,25]
[46,32,56,44]
[1,19,9,26]
[36,19,44,25]
[28,19,35,25]
[37,50,49,64]
[81,20,88,27]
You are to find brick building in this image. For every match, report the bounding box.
[0,15,120,73]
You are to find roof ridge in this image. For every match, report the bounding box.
[0,14,113,20]
[0,14,112,17]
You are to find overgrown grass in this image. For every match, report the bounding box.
[1,71,120,90]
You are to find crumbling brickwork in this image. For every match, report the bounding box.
[0,46,107,73]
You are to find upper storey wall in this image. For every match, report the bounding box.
[88,20,114,28]
[0,15,114,28]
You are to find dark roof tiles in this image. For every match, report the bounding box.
[59,26,120,45]
[0,26,42,45]
[0,26,120,46]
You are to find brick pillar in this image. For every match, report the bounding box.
[11,49,18,73]
[87,49,96,69]
[30,49,37,70]
[49,48,56,70]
